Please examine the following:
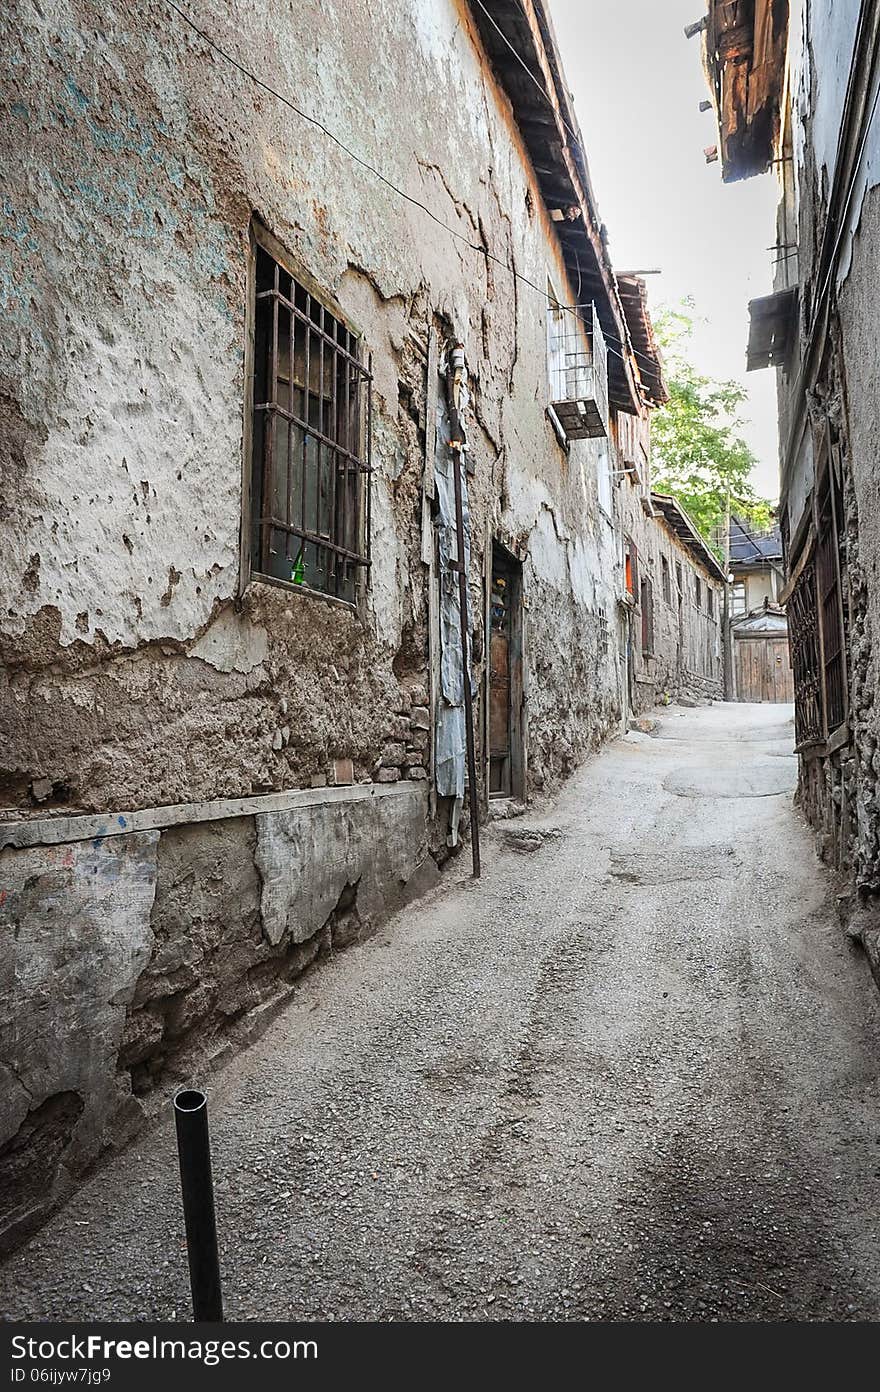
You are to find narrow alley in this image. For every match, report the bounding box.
[2,703,878,1324]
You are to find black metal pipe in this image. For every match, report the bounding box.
[445,347,481,879]
[173,1088,223,1322]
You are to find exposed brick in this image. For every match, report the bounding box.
[404,766,428,780]
[376,767,400,783]
[410,706,430,731]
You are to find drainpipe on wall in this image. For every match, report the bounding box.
[445,344,481,879]
[722,488,734,699]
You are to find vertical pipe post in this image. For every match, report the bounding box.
[722,487,733,700]
[445,345,481,879]
[173,1089,223,1322]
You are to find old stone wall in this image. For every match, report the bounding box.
[611,427,723,716]
[778,5,880,974]
[0,783,431,1250]
[0,0,622,821]
[0,0,631,1244]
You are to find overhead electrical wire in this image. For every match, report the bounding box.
[472,0,584,155]
[163,0,666,380]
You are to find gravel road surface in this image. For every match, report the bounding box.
[3,702,880,1322]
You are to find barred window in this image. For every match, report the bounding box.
[251,239,372,604]
[817,470,847,734]
[788,561,823,747]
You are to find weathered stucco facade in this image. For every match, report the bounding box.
[0,0,688,1244]
[701,0,880,982]
[611,409,723,715]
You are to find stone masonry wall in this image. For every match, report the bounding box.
[0,783,431,1252]
[0,0,629,1248]
[0,0,622,821]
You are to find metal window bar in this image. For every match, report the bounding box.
[788,562,823,747]
[547,301,608,439]
[252,249,371,602]
[817,499,846,734]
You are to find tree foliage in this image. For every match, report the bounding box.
[650,302,773,555]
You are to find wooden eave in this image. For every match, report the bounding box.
[466,0,643,414]
[702,0,789,182]
[651,491,727,583]
[616,274,669,405]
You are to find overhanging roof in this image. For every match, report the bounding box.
[466,0,645,414]
[701,0,790,183]
[746,287,797,369]
[651,492,727,582]
[617,274,668,405]
[729,514,783,564]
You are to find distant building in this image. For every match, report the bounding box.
[728,517,785,619]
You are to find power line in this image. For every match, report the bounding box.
[163,1,664,377]
[472,0,583,155]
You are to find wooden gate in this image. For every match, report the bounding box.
[734,636,794,702]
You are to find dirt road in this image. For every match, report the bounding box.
[3,702,880,1321]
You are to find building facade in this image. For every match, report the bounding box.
[699,0,880,976]
[0,0,715,1244]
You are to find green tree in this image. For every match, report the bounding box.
[650,302,773,555]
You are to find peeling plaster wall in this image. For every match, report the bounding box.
[0,784,431,1249]
[1,0,620,814]
[612,429,722,716]
[779,4,880,921]
[0,0,628,1241]
[0,831,158,1249]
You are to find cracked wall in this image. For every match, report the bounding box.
[0,0,629,1240]
[777,4,880,962]
[612,422,723,716]
[1,0,620,817]
[0,785,431,1250]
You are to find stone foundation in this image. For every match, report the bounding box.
[0,781,433,1252]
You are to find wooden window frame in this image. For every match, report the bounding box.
[814,422,848,740]
[660,553,672,605]
[640,573,654,656]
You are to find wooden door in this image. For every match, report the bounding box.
[489,623,511,795]
[735,637,794,702]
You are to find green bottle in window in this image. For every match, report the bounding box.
[291,548,305,585]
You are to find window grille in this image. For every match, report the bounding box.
[661,554,671,605]
[251,243,372,604]
[817,473,847,734]
[788,562,823,747]
[546,290,608,439]
[695,576,702,610]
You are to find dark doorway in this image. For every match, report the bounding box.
[489,543,525,799]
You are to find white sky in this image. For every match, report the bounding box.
[548,0,781,499]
